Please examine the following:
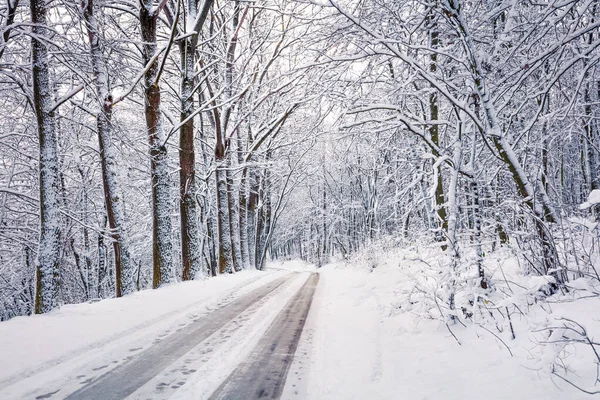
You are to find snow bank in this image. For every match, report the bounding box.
[284,243,599,400]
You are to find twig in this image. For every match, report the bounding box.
[445,322,462,346]
[477,323,513,356]
[551,372,600,395]
[50,85,84,113]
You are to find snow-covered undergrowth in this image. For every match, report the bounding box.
[288,230,600,399]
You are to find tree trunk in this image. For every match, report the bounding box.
[427,7,448,248]
[83,0,133,297]
[226,158,242,272]
[97,216,107,297]
[255,157,273,271]
[222,1,242,272]
[262,168,272,269]
[446,113,463,254]
[247,168,259,269]
[239,166,251,269]
[214,97,233,274]
[584,82,600,218]
[31,0,61,314]
[470,180,485,288]
[140,1,174,288]
[197,93,217,276]
[254,173,266,270]
[179,37,202,281]
[216,149,233,274]
[77,166,94,299]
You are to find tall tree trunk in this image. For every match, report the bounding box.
[256,156,273,271]
[584,81,600,218]
[179,37,202,281]
[254,172,266,270]
[214,97,233,274]
[140,1,174,288]
[239,164,251,269]
[223,1,243,272]
[237,112,250,270]
[262,168,272,268]
[77,166,94,299]
[247,168,259,269]
[31,0,61,314]
[427,7,448,248]
[226,158,242,271]
[216,148,233,274]
[83,0,133,297]
[97,220,106,298]
[198,93,217,276]
[446,112,463,254]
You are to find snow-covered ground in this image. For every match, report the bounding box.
[283,246,599,400]
[1,253,597,399]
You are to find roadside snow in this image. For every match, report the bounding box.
[283,248,598,400]
[268,259,317,273]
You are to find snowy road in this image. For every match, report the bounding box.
[1,258,594,400]
[0,270,318,400]
[210,273,319,400]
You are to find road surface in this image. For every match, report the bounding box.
[210,273,319,400]
[4,271,318,400]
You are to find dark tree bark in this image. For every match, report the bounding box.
[179,37,202,281]
[178,0,214,280]
[216,139,234,274]
[247,166,259,269]
[239,158,251,269]
[140,0,174,288]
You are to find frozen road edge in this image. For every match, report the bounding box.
[209,272,320,400]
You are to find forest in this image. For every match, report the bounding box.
[1,0,600,371]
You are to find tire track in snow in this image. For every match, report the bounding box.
[209,273,319,400]
[0,272,270,391]
[129,273,311,399]
[48,274,292,400]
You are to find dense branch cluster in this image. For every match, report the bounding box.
[274,0,600,291]
[0,0,323,318]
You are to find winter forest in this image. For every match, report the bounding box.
[1,0,600,397]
